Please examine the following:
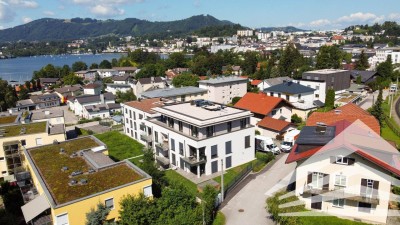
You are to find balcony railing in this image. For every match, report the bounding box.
[302,185,379,205]
[140,133,152,143]
[155,142,169,152]
[182,155,207,166]
[155,155,170,166]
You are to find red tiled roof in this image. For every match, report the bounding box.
[286,120,400,176]
[306,103,380,134]
[234,92,283,115]
[84,83,101,89]
[257,117,291,131]
[251,80,262,86]
[332,35,344,40]
[124,98,164,114]
[199,76,208,80]
[240,76,249,79]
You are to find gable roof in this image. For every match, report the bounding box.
[257,117,291,132]
[138,77,164,85]
[286,120,400,176]
[54,85,82,94]
[112,75,130,82]
[265,76,292,86]
[234,92,286,115]
[264,81,315,94]
[83,83,101,89]
[306,103,380,134]
[350,70,378,83]
[39,78,60,83]
[251,80,262,86]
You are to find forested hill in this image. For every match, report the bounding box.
[257,26,307,32]
[0,15,236,42]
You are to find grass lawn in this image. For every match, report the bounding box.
[213,162,252,188]
[381,121,400,147]
[3,121,47,137]
[212,212,226,225]
[129,156,144,168]
[95,131,144,161]
[165,170,198,196]
[300,215,370,225]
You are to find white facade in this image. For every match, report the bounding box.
[122,100,255,178]
[295,80,327,103]
[266,90,315,104]
[237,30,254,37]
[198,77,247,105]
[106,84,132,95]
[96,69,119,78]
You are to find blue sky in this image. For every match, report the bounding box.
[0,0,400,30]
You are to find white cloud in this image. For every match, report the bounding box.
[90,4,124,17]
[388,13,400,21]
[309,19,331,27]
[43,10,55,16]
[22,16,32,23]
[337,12,384,23]
[0,1,16,23]
[72,0,143,5]
[8,0,38,8]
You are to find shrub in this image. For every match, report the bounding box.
[291,114,302,124]
[231,96,242,105]
[255,130,261,135]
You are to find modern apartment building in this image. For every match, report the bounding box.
[302,69,350,93]
[198,76,248,105]
[20,136,152,225]
[122,99,255,178]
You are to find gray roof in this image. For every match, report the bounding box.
[265,76,292,86]
[106,83,131,88]
[75,93,115,104]
[350,70,378,83]
[198,76,247,85]
[49,124,65,135]
[16,99,35,107]
[138,77,164,85]
[141,87,207,99]
[264,81,315,94]
[296,126,336,146]
[112,75,131,81]
[39,78,60,83]
[32,110,64,121]
[54,85,82,94]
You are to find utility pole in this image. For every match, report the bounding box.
[221,159,224,202]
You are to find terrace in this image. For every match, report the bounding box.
[25,136,145,205]
[0,121,47,137]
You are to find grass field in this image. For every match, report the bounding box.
[95,131,144,161]
[165,170,198,196]
[212,212,226,225]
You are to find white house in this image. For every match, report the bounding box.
[70,93,116,118]
[122,99,255,178]
[82,103,121,119]
[133,77,166,97]
[96,69,119,78]
[286,120,399,224]
[83,83,102,95]
[198,76,248,105]
[106,84,132,95]
[295,79,327,103]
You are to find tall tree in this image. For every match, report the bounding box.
[99,60,112,69]
[355,50,369,70]
[172,73,200,87]
[72,61,88,72]
[165,52,187,69]
[18,86,29,100]
[24,81,31,92]
[241,51,258,75]
[278,43,306,77]
[90,63,99,69]
[325,88,335,109]
[116,90,137,103]
[369,87,384,126]
[377,55,393,80]
[315,45,343,69]
[63,73,83,85]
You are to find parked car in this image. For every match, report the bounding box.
[255,135,280,155]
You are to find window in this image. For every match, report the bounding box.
[179,142,184,155]
[315,94,319,98]
[171,139,175,151]
[35,138,43,146]
[133,112,136,120]
[105,198,114,209]
[191,125,199,138]
[358,202,372,213]
[2,171,6,174]
[227,122,232,132]
[271,109,277,116]
[226,156,232,169]
[154,131,158,143]
[225,141,232,154]
[314,77,319,80]
[206,126,214,137]
[168,118,174,128]
[211,145,218,159]
[56,213,69,225]
[316,85,320,90]
[143,185,153,197]
[336,155,348,164]
[240,118,247,129]
[21,140,26,146]
[311,172,324,189]
[298,94,301,99]
[278,93,281,98]
[286,95,290,101]
[334,174,346,187]
[125,108,128,114]
[332,198,344,208]
[178,121,183,132]
[129,110,132,118]
[307,76,311,79]
[331,77,335,82]
[139,114,143,119]
[0,157,4,161]
[270,92,274,96]
[245,136,250,148]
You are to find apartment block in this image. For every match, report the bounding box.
[198,76,248,105]
[302,69,350,93]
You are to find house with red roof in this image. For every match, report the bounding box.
[234,92,294,138]
[285,119,399,224]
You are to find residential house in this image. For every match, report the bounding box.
[20,136,152,225]
[83,103,121,119]
[0,119,65,180]
[285,118,397,224]
[331,35,345,45]
[140,86,207,102]
[303,69,351,93]
[112,75,131,84]
[198,76,248,105]
[16,93,61,111]
[70,93,116,118]
[96,69,119,78]
[83,83,102,95]
[106,83,132,95]
[165,68,190,80]
[39,78,61,89]
[234,93,293,139]
[264,81,317,120]
[254,76,293,90]
[113,67,138,76]
[350,70,378,84]
[123,99,255,177]
[133,77,166,97]
[54,85,83,103]
[75,70,97,82]
[222,66,242,76]
[295,79,327,103]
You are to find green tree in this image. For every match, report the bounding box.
[24,81,31,92]
[355,50,369,70]
[99,60,112,69]
[165,52,187,69]
[18,86,29,100]
[291,114,303,124]
[90,63,99,69]
[111,58,118,67]
[325,88,335,109]
[231,96,242,105]
[369,88,384,126]
[201,185,218,225]
[72,61,88,72]
[315,45,343,69]
[119,193,158,225]
[278,43,306,77]
[356,75,362,84]
[136,63,166,79]
[116,90,137,103]
[85,203,111,225]
[31,79,37,91]
[377,55,393,81]
[172,73,200,87]
[241,51,258,75]
[63,73,83,85]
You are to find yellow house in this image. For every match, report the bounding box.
[0,118,66,180]
[21,136,152,225]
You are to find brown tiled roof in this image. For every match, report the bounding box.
[257,117,291,131]
[306,103,380,134]
[124,98,164,114]
[84,83,101,89]
[234,92,284,116]
[251,80,262,86]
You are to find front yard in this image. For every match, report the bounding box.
[94,131,144,161]
[165,170,198,196]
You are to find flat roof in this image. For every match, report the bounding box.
[0,115,18,125]
[0,122,47,138]
[25,136,149,206]
[31,110,64,121]
[198,76,247,85]
[153,102,252,127]
[304,69,348,74]
[141,87,207,99]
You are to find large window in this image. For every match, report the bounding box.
[311,172,324,189]
[227,122,232,132]
[56,213,69,225]
[211,145,218,159]
[206,126,214,137]
[358,202,372,213]
[225,141,232,154]
[245,136,250,148]
[178,121,183,132]
[179,142,184,155]
[191,125,199,138]
[105,198,114,209]
[240,118,247,129]
[168,118,174,128]
[332,198,344,208]
[334,174,346,188]
[154,131,158,143]
[171,138,175,151]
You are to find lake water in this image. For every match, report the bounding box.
[0,53,126,83]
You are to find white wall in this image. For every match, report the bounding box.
[267,91,315,104]
[199,81,247,105]
[296,80,326,103]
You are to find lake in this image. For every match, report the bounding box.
[0,53,126,83]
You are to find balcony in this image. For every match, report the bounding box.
[302,185,379,205]
[182,155,207,166]
[155,155,170,167]
[140,133,152,143]
[156,142,169,152]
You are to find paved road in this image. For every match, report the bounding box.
[359,90,389,110]
[221,154,296,225]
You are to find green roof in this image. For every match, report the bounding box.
[1,122,47,137]
[0,115,17,125]
[27,137,144,205]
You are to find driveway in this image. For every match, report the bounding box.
[221,154,296,225]
[359,90,389,110]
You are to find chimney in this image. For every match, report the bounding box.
[100,94,105,104]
